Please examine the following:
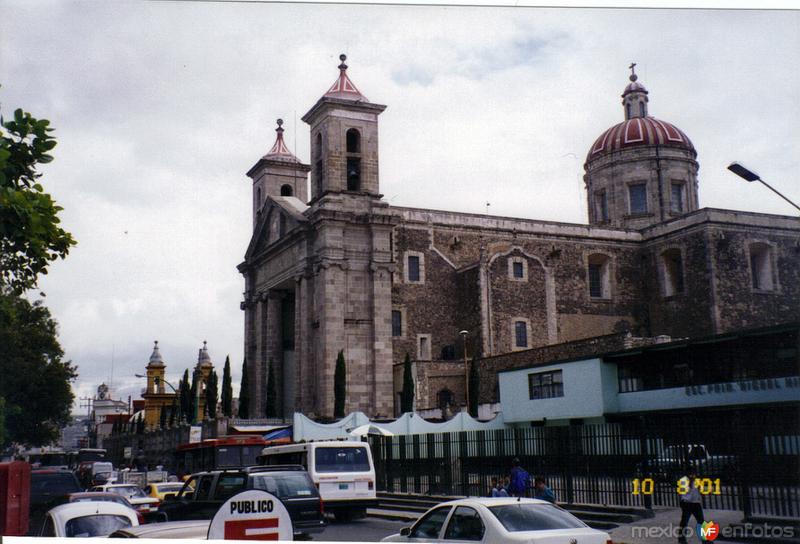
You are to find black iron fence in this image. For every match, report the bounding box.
[369,416,799,519]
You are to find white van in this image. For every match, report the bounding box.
[257,441,377,520]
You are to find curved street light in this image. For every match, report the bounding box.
[727,162,800,213]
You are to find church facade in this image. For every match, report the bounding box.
[239,57,800,419]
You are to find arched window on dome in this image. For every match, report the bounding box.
[280,184,293,197]
[639,102,646,117]
[626,103,632,120]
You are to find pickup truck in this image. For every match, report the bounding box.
[157,465,325,539]
[637,444,738,481]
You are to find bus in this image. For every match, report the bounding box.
[257,441,377,521]
[25,450,71,470]
[174,435,267,476]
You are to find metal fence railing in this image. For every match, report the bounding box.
[369,417,800,519]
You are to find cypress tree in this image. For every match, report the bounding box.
[205,371,218,419]
[189,372,198,423]
[265,359,277,418]
[179,369,192,422]
[221,356,233,417]
[168,398,177,427]
[468,356,480,418]
[401,352,414,414]
[159,405,167,429]
[238,358,250,419]
[334,350,346,419]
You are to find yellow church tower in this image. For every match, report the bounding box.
[142,341,177,428]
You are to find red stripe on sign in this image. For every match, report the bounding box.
[224,518,280,540]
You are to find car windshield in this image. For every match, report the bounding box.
[250,473,318,499]
[157,484,185,492]
[314,446,370,473]
[488,503,587,532]
[65,514,132,537]
[31,473,81,496]
[111,486,146,499]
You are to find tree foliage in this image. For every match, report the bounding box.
[189,372,198,423]
[468,356,479,418]
[0,397,6,447]
[205,371,218,419]
[0,292,77,446]
[238,358,250,419]
[401,352,414,414]
[265,359,277,418]
[0,105,76,293]
[179,369,192,423]
[221,356,233,417]
[334,350,346,419]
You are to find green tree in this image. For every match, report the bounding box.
[468,356,480,418]
[205,371,218,419]
[168,398,177,427]
[238,358,250,419]
[265,359,277,418]
[0,105,76,293]
[179,369,191,422]
[221,356,233,417]
[0,397,6,446]
[401,352,414,414]
[189,372,198,423]
[0,293,76,446]
[334,350,346,419]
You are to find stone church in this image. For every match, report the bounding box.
[239,56,800,419]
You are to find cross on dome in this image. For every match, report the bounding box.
[324,53,369,101]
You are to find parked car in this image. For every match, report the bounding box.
[157,465,325,539]
[109,519,211,539]
[37,501,139,537]
[89,483,160,515]
[144,481,186,501]
[29,469,84,535]
[381,497,612,544]
[636,444,738,481]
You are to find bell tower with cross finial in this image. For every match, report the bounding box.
[246,118,311,227]
[302,54,387,201]
[622,62,649,120]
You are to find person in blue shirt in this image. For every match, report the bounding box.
[490,477,509,497]
[533,476,556,503]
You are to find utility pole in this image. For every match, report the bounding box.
[79,396,94,447]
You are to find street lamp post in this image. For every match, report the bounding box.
[459,330,469,412]
[727,162,800,213]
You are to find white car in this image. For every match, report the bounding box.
[89,483,160,514]
[109,520,211,539]
[38,501,139,537]
[381,497,612,544]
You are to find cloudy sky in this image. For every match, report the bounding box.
[2,2,798,413]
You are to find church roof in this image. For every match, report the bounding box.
[147,340,164,367]
[586,116,695,162]
[261,119,301,164]
[323,54,369,101]
[198,341,213,368]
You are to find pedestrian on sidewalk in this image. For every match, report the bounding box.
[508,458,531,498]
[533,476,556,503]
[490,477,509,497]
[677,472,704,544]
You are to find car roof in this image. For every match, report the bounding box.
[442,497,554,507]
[69,492,121,499]
[47,501,139,523]
[187,465,307,477]
[112,520,210,538]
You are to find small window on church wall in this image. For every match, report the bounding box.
[280,184,293,197]
[346,128,361,154]
[513,261,524,279]
[629,184,648,215]
[392,310,402,337]
[661,249,684,297]
[418,335,431,360]
[670,183,684,213]
[514,321,528,348]
[587,253,610,299]
[408,255,421,282]
[749,243,774,291]
[596,191,609,222]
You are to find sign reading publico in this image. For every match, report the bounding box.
[207,489,293,541]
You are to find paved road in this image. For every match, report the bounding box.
[311,517,409,542]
